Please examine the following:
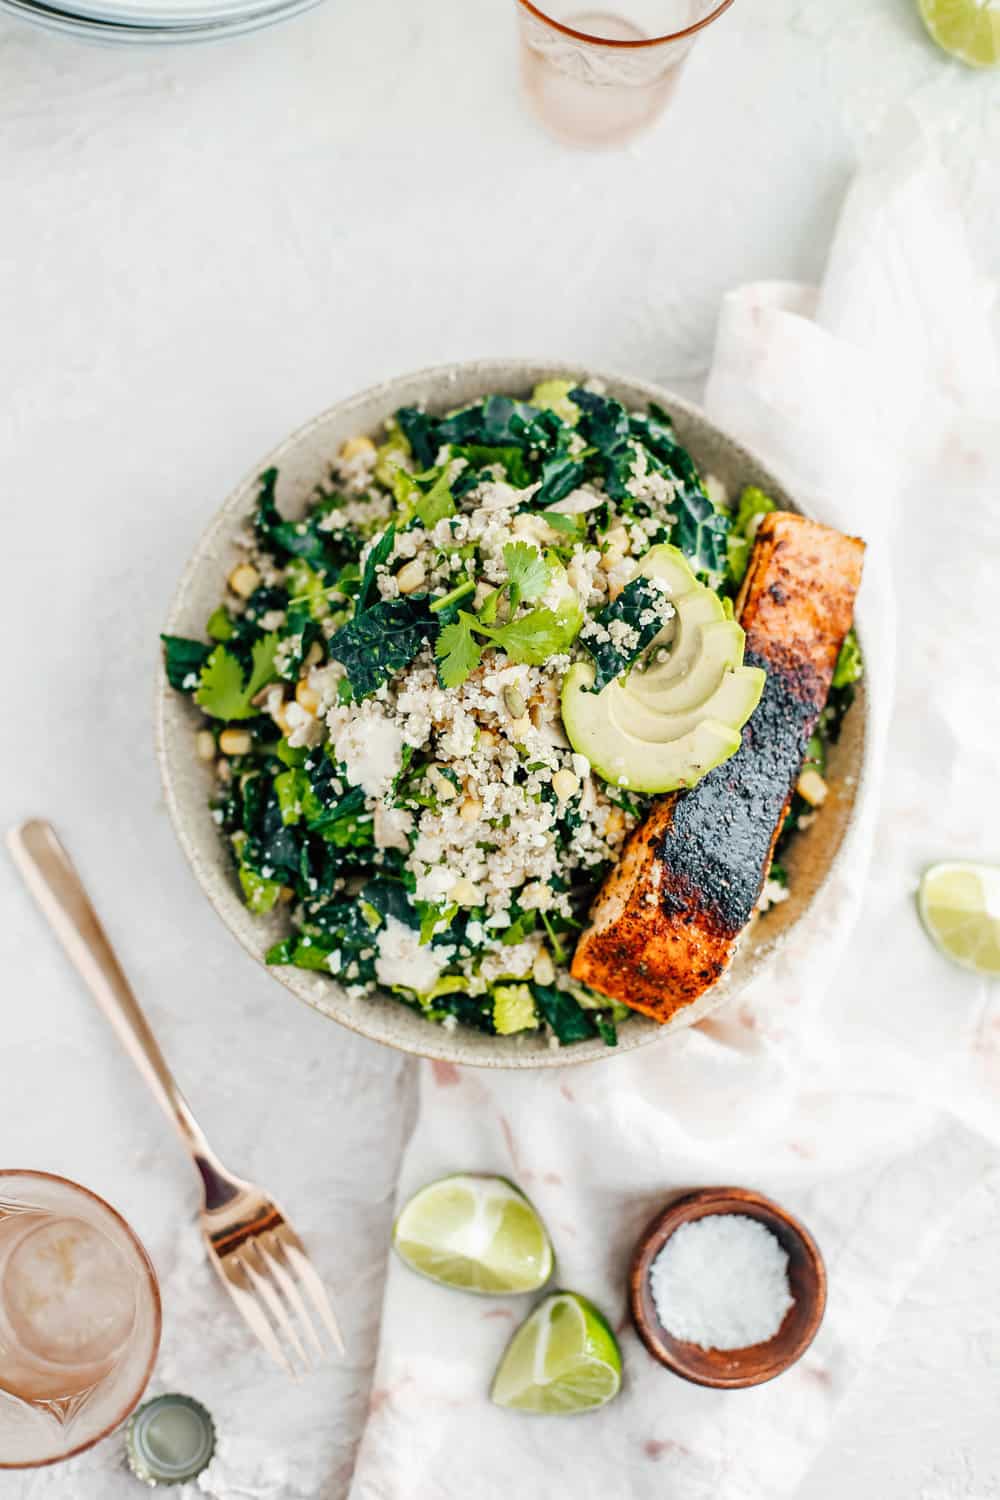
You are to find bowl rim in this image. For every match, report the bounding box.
[155,357,874,1069]
[628,1185,827,1388]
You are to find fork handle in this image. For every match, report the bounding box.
[8,819,222,1186]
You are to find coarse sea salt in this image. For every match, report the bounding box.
[650,1214,794,1351]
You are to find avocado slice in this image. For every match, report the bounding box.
[561,557,765,794]
[628,619,745,711]
[637,543,700,600]
[609,666,764,744]
[561,666,743,793]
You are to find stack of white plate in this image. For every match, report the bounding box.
[1,0,321,42]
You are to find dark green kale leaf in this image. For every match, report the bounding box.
[328,595,435,700]
[394,408,440,469]
[239,779,303,887]
[254,468,343,578]
[395,396,557,471]
[594,1014,619,1047]
[357,524,396,612]
[431,993,497,1034]
[357,876,421,930]
[629,408,730,582]
[437,395,541,448]
[266,897,380,983]
[531,984,600,1044]
[161,635,212,691]
[569,387,635,501]
[582,576,671,693]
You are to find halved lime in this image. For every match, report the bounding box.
[918,861,1000,975]
[491,1292,622,1414]
[392,1175,553,1295]
[918,0,1000,67]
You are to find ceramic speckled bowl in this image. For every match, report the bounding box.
[156,360,870,1068]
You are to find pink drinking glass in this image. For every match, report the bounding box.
[515,0,737,146]
[0,1171,161,1470]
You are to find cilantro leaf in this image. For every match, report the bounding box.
[436,611,483,689]
[582,577,673,693]
[328,596,434,699]
[502,542,550,607]
[195,632,281,720]
[479,605,581,666]
[161,635,212,692]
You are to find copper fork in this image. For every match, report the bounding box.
[7,818,344,1376]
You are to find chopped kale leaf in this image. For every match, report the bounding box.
[328,595,435,699]
[582,576,671,693]
[161,635,212,692]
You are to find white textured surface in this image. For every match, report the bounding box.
[2,0,1000,1495]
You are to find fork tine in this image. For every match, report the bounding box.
[277,1230,346,1356]
[262,1236,325,1360]
[219,1259,297,1377]
[242,1245,311,1371]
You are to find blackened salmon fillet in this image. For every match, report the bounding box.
[571,512,865,1022]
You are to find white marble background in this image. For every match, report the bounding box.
[3,1,999,1495]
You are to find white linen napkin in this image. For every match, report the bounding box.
[347,116,1000,1500]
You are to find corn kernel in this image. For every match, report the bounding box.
[605,807,627,840]
[396,560,427,595]
[450,878,483,907]
[552,769,580,802]
[219,728,252,756]
[227,563,260,599]
[295,679,321,715]
[427,765,458,802]
[339,435,376,462]
[532,948,556,986]
[459,795,483,823]
[797,769,828,808]
[195,730,216,762]
[507,715,532,739]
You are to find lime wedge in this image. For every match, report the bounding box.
[393,1175,553,1295]
[918,0,1000,66]
[918,861,1000,975]
[491,1292,622,1414]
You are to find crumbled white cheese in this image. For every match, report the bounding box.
[332,703,404,798]
[375,916,449,994]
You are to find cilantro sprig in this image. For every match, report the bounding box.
[502,542,550,609]
[194,633,282,721]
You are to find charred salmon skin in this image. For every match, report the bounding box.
[570,512,865,1022]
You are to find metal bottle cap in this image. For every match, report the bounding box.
[125,1394,216,1487]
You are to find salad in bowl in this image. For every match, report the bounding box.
[159,364,866,1063]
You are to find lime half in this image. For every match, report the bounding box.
[918,0,1000,66]
[918,861,1000,975]
[491,1292,622,1415]
[393,1175,553,1295]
